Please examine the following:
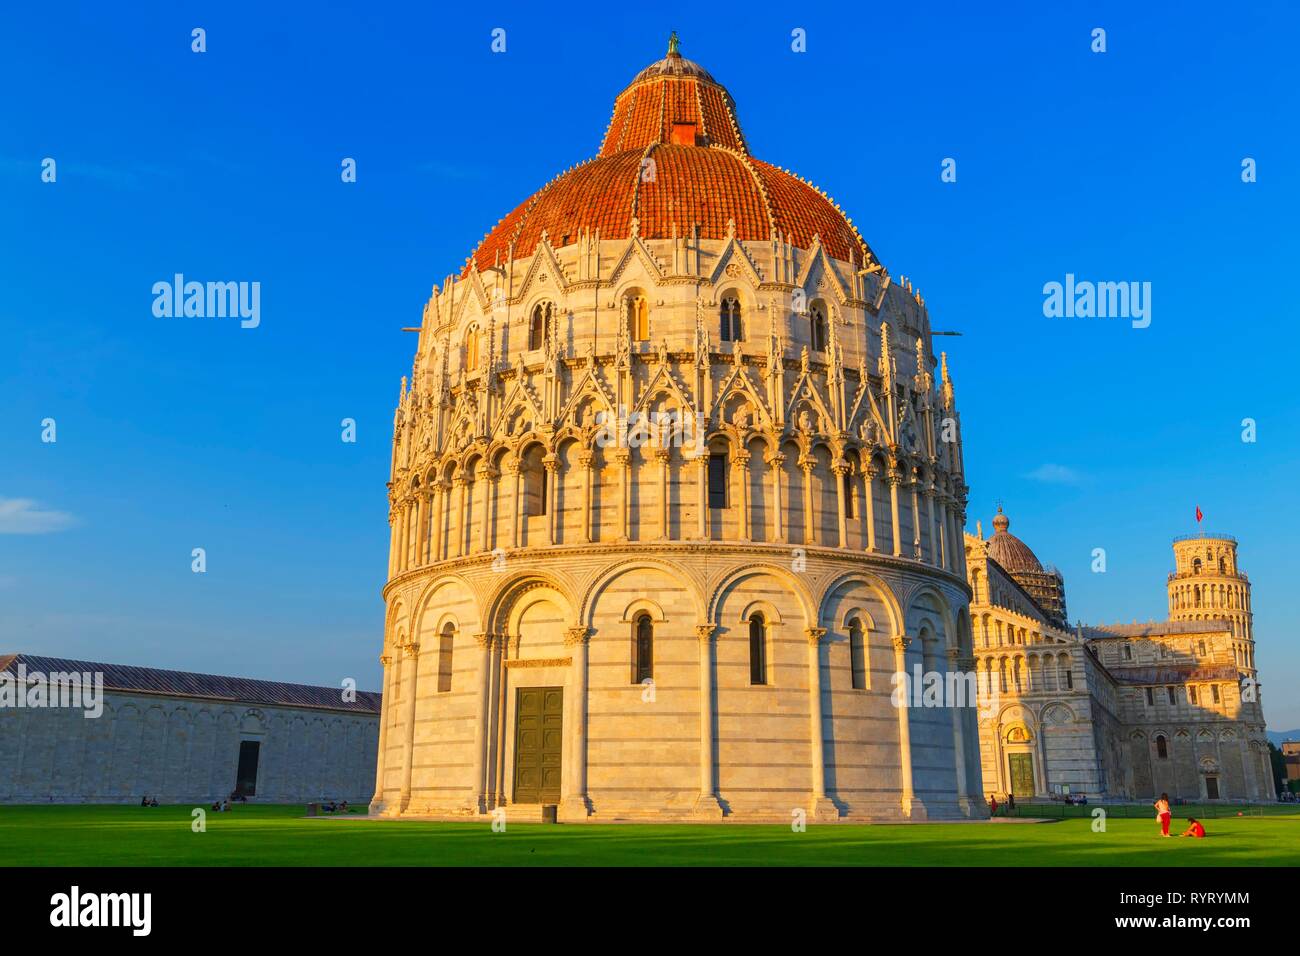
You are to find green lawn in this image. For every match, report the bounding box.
[3,804,1298,866]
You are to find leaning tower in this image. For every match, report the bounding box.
[1167,533,1255,676]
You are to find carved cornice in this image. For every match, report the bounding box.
[505,657,573,669]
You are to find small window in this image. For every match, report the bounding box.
[843,472,854,519]
[1063,665,1073,690]
[1123,643,1132,661]
[627,294,649,341]
[1193,557,1202,574]
[1198,640,1207,657]
[634,614,653,684]
[1218,556,1226,573]
[749,613,767,685]
[529,302,553,351]
[707,453,728,509]
[437,624,455,693]
[1167,686,1176,705]
[810,304,828,352]
[465,324,482,370]
[1145,687,1154,706]
[720,295,742,342]
[849,618,866,690]
[1189,685,1198,705]
[1211,684,1220,704]
[1156,735,1168,759]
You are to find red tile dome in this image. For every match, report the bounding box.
[463,38,875,276]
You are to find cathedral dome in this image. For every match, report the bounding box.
[464,37,873,274]
[986,508,1045,574]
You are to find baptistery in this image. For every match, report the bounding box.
[372,37,983,821]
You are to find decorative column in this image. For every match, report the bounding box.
[456,473,472,557]
[794,456,812,544]
[768,453,785,542]
[369,653,393,813]
[413,491,427,568]
[887,471,904,557]
[480,466,497,554]
[466,632,493,813]
[892,633,924,818]
[395,501,408,573]
[431,479,446,561]
[387,513,398,578]
[578,450,593,542]
[398,641,421,813]
[831,459,849,548]
[937,495,950,570]
[561,626,591,819]
[440,477,454,560]
[543,454,560,545]
[656,448,671,540]
[509,461,524,548]
[693,625,724,817]
[695,452,709,539]
[924,487,939,566]
[864,465,877,552]
[948,649,975,815]
[735,450,751,540]
[910,479,923,559]
[806,627,836,818]
[616,449,631,542]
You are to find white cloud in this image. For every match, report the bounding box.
[1024,464,1083,485]
[0,497,76,534]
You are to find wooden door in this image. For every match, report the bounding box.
[513,687,563,804]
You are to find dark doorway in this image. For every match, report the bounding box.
[513,687,562,804]
[235,740,261,797]
[1206,776,1220,800]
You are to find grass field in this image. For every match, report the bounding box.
[2,804,1298,866]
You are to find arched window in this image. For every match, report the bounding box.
[749,612,767,685]
[465,324,482,370]
[626,293,649,341]
[720,295,742,342]
[522,446,546,516]
[1155,734,1168,759]
[707,452,728,509]
[529,302,553,351]
[437,623,455,693]
[843,471,854,519]
[1218,556,1226,573]
[634,614,653,684]
[849,617,866,690]
[810,303,828,352]
[1192,557,1202,574]
[1194,585,1201,607]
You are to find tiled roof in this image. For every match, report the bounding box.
[0,654,381,715]
[462,47,873,276]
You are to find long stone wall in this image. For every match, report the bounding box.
[0,691,378,804]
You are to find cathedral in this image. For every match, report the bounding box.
[370,37,983,821]
[967,512,1271,803]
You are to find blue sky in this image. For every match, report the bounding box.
[2,2,1298,726]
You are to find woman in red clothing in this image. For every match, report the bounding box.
[1154,793,1172,837]
[1181,818,1206,838]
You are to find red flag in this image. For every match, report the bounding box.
[1195,505,1203,523]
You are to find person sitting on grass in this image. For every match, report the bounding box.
[339,800,349,813]
[211,800,221,812]
[148,797,158,807]
[141,796,149,807]
[1181,818,1206,838]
